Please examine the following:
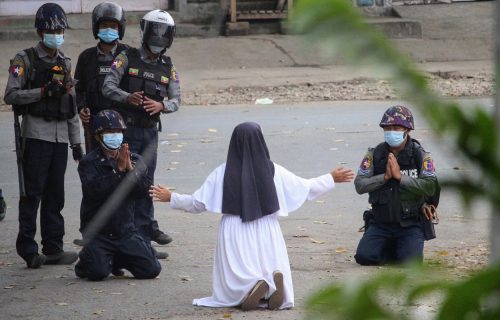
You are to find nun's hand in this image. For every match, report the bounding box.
[331,167,355,183]
[150,184,172,202]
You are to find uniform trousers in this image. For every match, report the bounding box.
[122,125,160,242]
[75,232,161,281]
[355,221,425,265]
[16,138,67,262]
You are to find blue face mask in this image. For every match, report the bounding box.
[384,131,405,147]
[98,28,119,44]
[43,33,64,49]
[101,133,123,150]
[148,45,165,54]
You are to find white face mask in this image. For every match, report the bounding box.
[148,45,164,54]
[101,133,123,150]
[43,33,64,49]
[384,131,405,147]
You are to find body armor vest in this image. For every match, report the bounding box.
[23,47,75,120]
[82,43,128,114]
[369,138,425,225]
[117,48,172,128]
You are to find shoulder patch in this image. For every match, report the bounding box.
[358,153,373,175]
[111,53,126,70]
[171,66,179,83]
[422,156,436,176]
[9,64,24,78]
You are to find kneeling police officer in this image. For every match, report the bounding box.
[354,106,439,265]
[75,109,161,281]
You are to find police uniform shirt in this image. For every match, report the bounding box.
[74,43,120,109]
[102,46,180,113]
[4,42,81,144]
[354,142,437,197]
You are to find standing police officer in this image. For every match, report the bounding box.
[75,2,129,152]
[354,106,438,265]
[75,110,161,281]
[3,3,83,268]
[102,9,180,257]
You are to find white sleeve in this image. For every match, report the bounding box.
[170,164,226,214]
[307,173,336,200]
[273,164,335,216]
[170,193,206,213]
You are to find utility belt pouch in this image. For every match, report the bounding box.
[422,219,436,240]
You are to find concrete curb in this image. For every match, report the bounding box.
[0,12,421,41]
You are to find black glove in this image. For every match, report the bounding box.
[71,144,84,161]
[44,80,65,99]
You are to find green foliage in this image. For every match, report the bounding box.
[305,264,500,320]
[291,0,500,208]
[291,0,500,319]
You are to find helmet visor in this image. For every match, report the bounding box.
[93,3,123,23]
[143,21,175,48]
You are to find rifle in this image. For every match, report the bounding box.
[13,110,26,197]
[83,118,92,153]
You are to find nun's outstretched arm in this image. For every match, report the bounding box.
[171,193,207,213]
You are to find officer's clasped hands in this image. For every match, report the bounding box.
[384,153,401,181]
[143,96,163,115]
[116,143,133,172]
[126,91,144,106]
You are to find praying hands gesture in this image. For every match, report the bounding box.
[116,143,133,172]
[384,153,401,181]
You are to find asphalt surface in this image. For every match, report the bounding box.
[0,2,495,319]
[0,99,492,320]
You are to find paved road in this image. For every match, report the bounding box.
[0,99,491,320]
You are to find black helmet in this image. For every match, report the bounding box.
[91,110,126,135]
[92,2,126,40]
[35,3,68,30]
[140,10,176,52]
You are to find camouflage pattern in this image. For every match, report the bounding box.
[379,105,415,130]
[35,3,68,31]
[91,109,126,135]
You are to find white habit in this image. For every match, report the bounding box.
[170,162,335,309]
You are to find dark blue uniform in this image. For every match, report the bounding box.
[75,148,161,280]
[354,138,438,265]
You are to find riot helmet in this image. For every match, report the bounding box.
[140,10,176,54]
[92,2,126,40]
[379,105,415,130]
[91,109,126,135]
[35,3,68,31]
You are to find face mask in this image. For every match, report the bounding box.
[43,34,64,49]
[148,45,165,54]
[98,28,119,44]
[384,131,405,147]
[101,133,123,150]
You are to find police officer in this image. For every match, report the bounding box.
[3,3,83,268]
[75,2,129,152]
[354,106,438,265]
[102,9,180,257]
[75,110,161,281]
